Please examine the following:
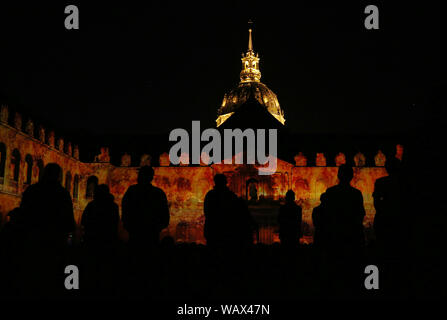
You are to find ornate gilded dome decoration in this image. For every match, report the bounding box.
[240,28,261,83]
[216,27,286,127]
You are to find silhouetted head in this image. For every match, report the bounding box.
[337,164,354,184]
[94,184,111,201]
[385,157,401,176]
[285,190,295,203]
[213,174,227,188]
[41,163,62,184]
[138,166,154,184]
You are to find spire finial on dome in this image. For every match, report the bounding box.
[248,20,253,51]
[240,20,261,83]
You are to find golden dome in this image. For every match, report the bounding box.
[216,27,286,127]
[217,82,285,127]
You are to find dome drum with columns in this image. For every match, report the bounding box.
[216,28,286,127]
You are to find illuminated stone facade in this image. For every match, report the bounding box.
[0,29,400,244]
[1,105,395,244]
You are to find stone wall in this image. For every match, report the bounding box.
[1,114,87,222]
[1,106,394,244]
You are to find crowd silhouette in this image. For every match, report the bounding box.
[0,160,417,299]
[278,190,302,248]
[122,166,169,249]
[204,174,256,248]
[81,184,120,249]
[314,164,366,251]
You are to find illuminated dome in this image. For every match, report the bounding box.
[216,27,286,127]
[217,82,284,126]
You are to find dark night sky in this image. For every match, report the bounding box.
[0,2,445,160]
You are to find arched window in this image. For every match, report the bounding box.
[36,159,44,182]
[0,143,6,182]
[65,171,72,194]
[25,154,33,184]
[11,149,21,182]
[73,175,80,200]
[86,175,98,199]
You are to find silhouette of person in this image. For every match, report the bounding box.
[278,190,302,247]
[17,163,75,296]
[322,164,366,250]
[80,184,120,295]
[204,174,253,247]
[373,157,413,297]
[373,157,409,250]
[122,166,169,248]
[20,163,75,246]
[316,165,366,297]
[81,184,119,248]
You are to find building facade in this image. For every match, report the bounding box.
[0,105,394,244]
[0,29,398,244]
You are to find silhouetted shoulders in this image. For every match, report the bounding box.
[21,182,37,195]
[373,176,390,196]
[123,184,139,195]
[152,185,168,198]
[327,184,363,196]
[323,185,338,202]
[122,182,169,243]
[324,185,339,195]
[20,182,74,234]
[347,185,365,206]
[122,184,138,209]
[204,188,215,198]
[204,189,216,217]
[375,176,389,184]
[205,188,219,198]
[351,185,364,196]
[374,176,390,187]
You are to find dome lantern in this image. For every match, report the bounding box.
[216,25,286,127]
[240,28,261,83]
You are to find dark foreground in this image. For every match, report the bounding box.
[0,240,443,301]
